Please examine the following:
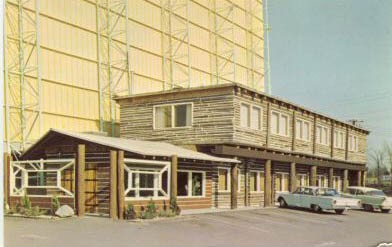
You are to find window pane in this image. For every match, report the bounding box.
[333,131,337,147]
[322,128,328,144]
[303,122,309,140]
[259,173,265,191]
[280,115,288,135]
[249,172,257,191]
[161,171,168,194]
[178,172,189,196]
[28,171,57,186]
[174,104,191,127]
[339,133,344,148]
[139,174,154,188]
[192,172,203,196]
[296,174,301,187]
[271,112,279,134]
[240,104,250,127]
[296,120,302,139]
[275,174,282,191]
[251,107,261,129]
[155,106,172,128]
[218,170,228,191]
[316,126,322,143]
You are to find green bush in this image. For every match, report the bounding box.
[24,206,42,217]
[51,196,61,215]
[21,193,31,210]
[141,199,157,219]
[124,204,136,220]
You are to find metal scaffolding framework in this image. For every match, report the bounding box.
[4,0,42,153]
[161,0,192,90]
[96,0,133,136]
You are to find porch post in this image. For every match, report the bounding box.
[110,150,118,220]
[244,163,249,206]
[76,144,85,217]
[343,169,349,191]
[264,160,272,207]
[357,170,362,186]
[170,155,178,199]
[117,151,125,220]
[310,165,317,186]
[328,168,334,188]
[231,163,238,209]
[290,162,296,192]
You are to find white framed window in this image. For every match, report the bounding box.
[271,111,289,136]
[240,103,262,130]
[316,175,328,187]
[238,172,242,192]
[124,159,170,200]
[218,168,231,192]
[249,171,265,192]
[316,125,330,145]
[154,103,192,129]
[333,176,342,192]
[10,159,75,197]
[177,170,206,198]
[295,119,311,141]
[348,135,359,152]
[333,130,345,149]
[296,174,309,187]
[275,172,289,192]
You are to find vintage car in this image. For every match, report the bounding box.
[341,186,392,213]
[277,186,361,214]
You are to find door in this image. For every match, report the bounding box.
[85,163,98,214]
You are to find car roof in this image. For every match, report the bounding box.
[298,186,334,190]
[347,186,379,192]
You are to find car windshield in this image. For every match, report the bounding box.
[366,190,386,196]
[317,188,338,196]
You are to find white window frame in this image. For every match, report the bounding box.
[317,175,328,188]
[297,173,310,187]
[218,168,231,192]
[153,102,193,129]
[271,111,290,137]
[348,135,359,152]
[316,124,330,146]
[124,159,170,201]
[240,102,262,130]
[177,170,206,198]
[10,159,75,198]
[295,118,311,141]
[249,170,264,193]
[333,130,345,149]
[275,172,289,192]
[333,176,342,192]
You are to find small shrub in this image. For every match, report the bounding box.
[21,193,31,210]
[158,209,176,218]
[24,206,42,217]
[51,196,61,215]
[141,199,157,219]
[124,204,136,220]
[170,197,181,215]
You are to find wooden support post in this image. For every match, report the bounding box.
[328,168,334,188]
[4,153,11,206]
[170,155,178,199]
[310,165,317,186]
[362,170,367,187]
[290,162,296,192]
[357,170,362,186]
[76,144,85,217]
[117,151,125,220]
[264,160,272,207]
[343,169,349,192]
[231,163,238,209]
[110,150,118,220]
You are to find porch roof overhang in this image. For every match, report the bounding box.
[21,129,240,164]
[210,144,366,171]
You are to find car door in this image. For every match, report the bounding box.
[300,188,313,208]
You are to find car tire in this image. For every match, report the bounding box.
[278,198,287,208]
[312,204,321,213]
[381,209,390,214]
[335,209,345,215]
[363,204,373,212]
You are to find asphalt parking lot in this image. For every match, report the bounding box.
[5,208,392,247]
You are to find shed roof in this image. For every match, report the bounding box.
[22,129,239,164]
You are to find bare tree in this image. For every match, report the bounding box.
[369,149,384,186]
[384,143,392,188]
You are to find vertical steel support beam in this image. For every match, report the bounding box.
[343,169,349,192]
[328,167,334,188]
[124,0,133,95]
[110,150,118,220]
[17,0,26,150]
[264,160,272,207]
[310,165,317,186]
[4,0,10,153]
[76,144,86,217]
[290,162,296,192]
[96,1,104,132]
[35,0,42,137]
[170,155,178,199]
[264,0,272,94]
[231,163,238,209]
[117,150,125,219]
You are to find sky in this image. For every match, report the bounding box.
[266,0,392,161]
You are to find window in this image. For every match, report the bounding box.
[249,171,264,192]
[124,160,170,199]
[177,171,205,197]
[348,135,359,152]
[10,159,75,197]
[296,174,309,187]
[316,125,330,145]
[240,103,262,130]
[271,111,289,136]
[316,175,328,187]
[333,130,345,149]
[259,172,265,192]
[154,103,192,129]
[333,176,342,192]
[275,173,289,192]
[218,169,230,192]
[295,119,311,141]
